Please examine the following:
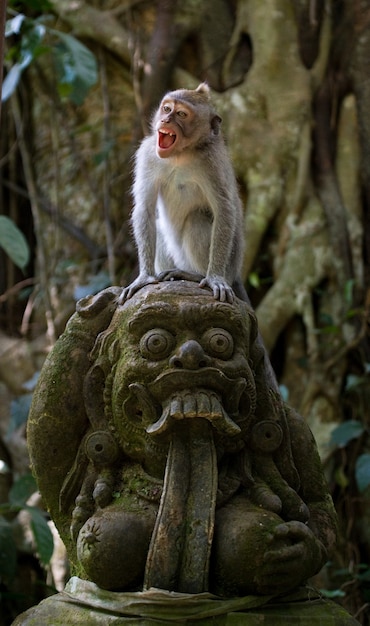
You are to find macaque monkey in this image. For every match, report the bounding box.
[120,82,245,304]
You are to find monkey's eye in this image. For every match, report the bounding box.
[177,110,187,118]
[140,329,175,360]
[163,105,171,113]
[201,328,234,360]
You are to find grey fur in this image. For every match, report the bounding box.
[120,83,244,304]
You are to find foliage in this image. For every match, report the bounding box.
[0,370,55,621]
[326,365,370,620]
[0,215,30,271]
[355,454,370,494]
[0,472,55,624]
[0,474,54,579]
[330,420,366,448]
[3,8,97,105]
[330,371,370,494]
[1,3,98,292]
[321,562,370,618]
[73,270,111,301]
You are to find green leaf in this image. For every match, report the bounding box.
[9,474,38,507]
[0,216,30,269]
[74,271,111,300]
[0,517,17,585]
[355,453,370,493]
[3,17,49,101]
[14,0,52,9]
[345,307,362,320]
[248,272,260,288]
[27,506,54,565]
[330,420,364,448]
[345,374,363,391]
[93,139,115,165]
[20,22,47,64]
[5,14,26,37]
[23,372,40,392]
[318,324,340,334]
[344,278,355,305]
[9,393,33,435]
[319,588,346,599]
[279,384,289,402]
[1,63,23,101]
[319,312,334,326]
[51,32,97,105]
[334,466,349,489]
[7,393,32,436]
[358,567,370,582]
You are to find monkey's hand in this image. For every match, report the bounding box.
[119,274,158,304]
[199,275,235,303]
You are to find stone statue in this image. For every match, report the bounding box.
[14,280,360,624]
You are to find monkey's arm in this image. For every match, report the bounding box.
[200,170,240,303]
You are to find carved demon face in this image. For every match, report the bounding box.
[93,282,258,478]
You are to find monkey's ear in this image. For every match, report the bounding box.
[211,114,222,135]
[196,82,210,95]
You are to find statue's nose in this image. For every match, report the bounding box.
[169,340,211,370]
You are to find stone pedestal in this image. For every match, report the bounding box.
[13,578,360,625]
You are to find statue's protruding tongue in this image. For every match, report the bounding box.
[144,418,217,593]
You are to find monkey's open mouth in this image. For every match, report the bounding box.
[158,129,177,150]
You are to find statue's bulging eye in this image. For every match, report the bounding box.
[202,328,234,359]
[140,329,175,360]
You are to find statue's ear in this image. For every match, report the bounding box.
[83,364,107,430]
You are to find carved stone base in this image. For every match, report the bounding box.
[12,577,361,625]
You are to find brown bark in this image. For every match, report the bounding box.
[0,0,6,122]
[313,78,353,286]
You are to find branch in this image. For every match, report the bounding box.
[0,277,35,303]
[348,0,370,289]
[225,0,312,280]
[99,47,115,284]
[48,0,131,65]
[256,198,329,352]
[11,92,56,344]
[313,77,353,285]
[323,288,370,371]
[2,179,104,259]
[141,0,179,115]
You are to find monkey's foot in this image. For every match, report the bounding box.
[157,269,204,283]
[119,274,158,304]
[199,275,235,303]
[157,270,235,303]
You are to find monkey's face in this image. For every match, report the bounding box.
[154,97,195,158]
[153,93,221,159]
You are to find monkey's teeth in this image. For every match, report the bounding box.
[158,130,176,149]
